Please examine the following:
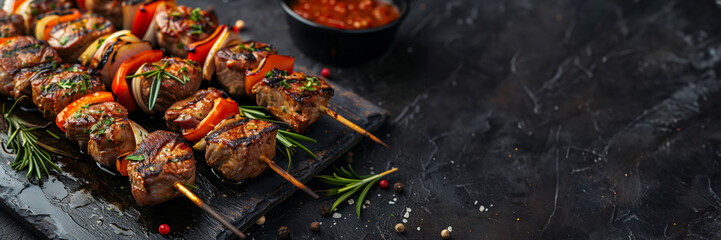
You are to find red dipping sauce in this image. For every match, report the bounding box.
[292,0,400,30]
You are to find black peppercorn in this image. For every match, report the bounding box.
[319,203,331,217]
[394,182,404,193]
[278,226,290,239]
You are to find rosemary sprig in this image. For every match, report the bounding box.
[238,105,317,167]
[126,62,187,110]
[316,165,398,217]
[2,97,61,180]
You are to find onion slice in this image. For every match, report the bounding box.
[128,119,149,146]
[2,0,15,12]
[34,14,58,40]
[130,62,152,113]
[78,34,110,66]
[202,27,242,81]
[122,0,143,30]
[91,30,149,87]
[140,11,158,46]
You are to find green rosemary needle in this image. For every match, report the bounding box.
[316,165,399,217]
[126,62,186,111]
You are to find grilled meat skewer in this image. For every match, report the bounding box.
[214,41,276,98]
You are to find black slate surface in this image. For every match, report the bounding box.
[7,0,721,239]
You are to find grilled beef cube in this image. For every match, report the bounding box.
[0,10,25,37]
[154,5,218,58]
[214,41,276,98]
[134,57,202,113]
[128,130,196,206]
[47,13,115,62]
[204,117,278,181]
[31,64,105,118]
[65,101,128,150]
[3,62,56,98]
[84,0,122,28]
[0,36,60,96]
[164,88,223,132]
[14,0,74,33]
[87,117,135,166]
[252,70,334,133]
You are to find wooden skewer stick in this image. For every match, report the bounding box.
[319,106,389,148]
[260,155,320,199]
[174,183,247,239]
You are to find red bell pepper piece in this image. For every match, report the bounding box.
[245,54,295,97]
[182,97,239,142]
[112,49,164,112]
[55,91,115,131]
[131,0,164,37]
[42,9,82,41]
[75,0,86,12]
[116,157,129,176]
[185,25,226,65]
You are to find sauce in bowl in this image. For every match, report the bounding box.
[291,0,400,30]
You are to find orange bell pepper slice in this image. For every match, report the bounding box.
[131,0,163,37]
[112,49,163,112]
[116,157,129,176]
[245,54,295,97]
[182,97,239,142]
[12,0,27,14]
[55,91,115,131]
[42,9,82,41]
[186,25,225,65]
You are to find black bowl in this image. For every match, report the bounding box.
[280,0,409,64]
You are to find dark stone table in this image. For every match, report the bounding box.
[6,0,721,239]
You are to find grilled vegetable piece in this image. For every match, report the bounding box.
[12,0,74,34]
[131,57,202,113]
[0,36,60,96]
[164,87,223,132]
[252,70,334,133]
[154,4,218,58]
[204,117,278,182]
[87,117,135,166]
[127,130,196,206]
[31,64,105,118]
[0,9,25,37]
[47,13,115,62]
[214,41,276,98]
[65,101,128,150]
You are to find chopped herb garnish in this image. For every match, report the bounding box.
[126,61,187,110]
[190,8,203,21]
[59,36,69,45]
[280,80,291,89]
[125,155,144,161]
[189,24,203,35]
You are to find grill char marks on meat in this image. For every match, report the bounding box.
[135,57,202,113]
[5,62,56,99]
[0,10,25,37]
[204,117,278,182]
[127,130,196,206]
[47,13,115,62]
[87,117,135,166]
[155,5,218,58]
[64,101,128,150]
[252,70,334,133]
[214,41,276,98]
[0,36,60,97]
[164,88,223,132]
[16,0,74,34]
[31,64,105,118]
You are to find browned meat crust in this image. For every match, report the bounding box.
[164,87,223,132]
[214,41,276,98]
[87,117,135,166]
[252,70,334,133]
[64,101,128,150]
[128,130,196,206]
[31,64,105,118]
[154,5,218,58]
[0,36,60,97]
[205,118,278,182]
[135,57,202,113]
[47,13,115,62]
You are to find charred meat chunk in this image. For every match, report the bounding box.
[127,131,196,206]
[4,62,56,98]
[31,64,105,118]
[204,117,278,182]
[134,57,202,113]
[0,36,60,96]
[47,13,115,62]
[253,70,334,133]
[65,101,128,150]
[164,88,223,132]
[0,10,25,37]
[87,117,135,166]
[84,0,123,28]
[214,41,276,98]
[154,5,218,58]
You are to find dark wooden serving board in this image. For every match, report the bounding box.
[0,81,387,239]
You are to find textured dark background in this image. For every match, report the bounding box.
[6,0,721,239]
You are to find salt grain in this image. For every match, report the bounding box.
[474,201,478,205]
[479,205,485,212]
[332,213,342,219]
[403,212,410,218]
[406,208,412,212]
[448,226,453,232]
[402,219,408,223]
[347,199,355,205]
[417,227,421,231]
[389,201,395,205]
